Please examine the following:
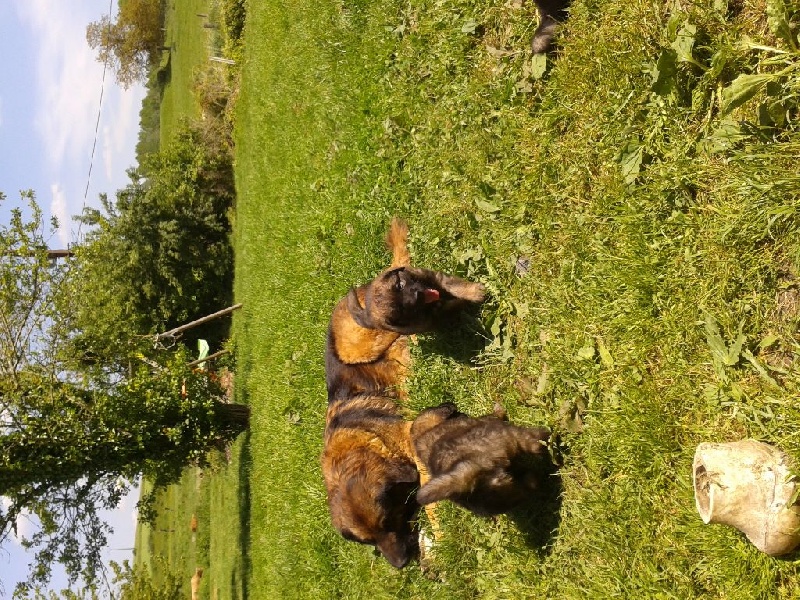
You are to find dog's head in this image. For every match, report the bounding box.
[346,267,441,334]
[323,444,420,568]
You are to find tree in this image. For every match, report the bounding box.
[85,0,164,89]
[0,191,66,389]
[64,123,235,371]
[110,559,183,600]
[0,192,248,593]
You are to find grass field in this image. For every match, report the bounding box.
[141,0,800,597]
[132,2,250,599]
[159,0,209,143]
[231,0,800,597]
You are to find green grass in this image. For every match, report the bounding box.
[231,0,800,597]
[159,0,210,143]
[135,0,800,597]
[133,445,247,599]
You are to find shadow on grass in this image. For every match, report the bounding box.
[237,430,252,600]
[418,309,487,364]
[508,467,563,555]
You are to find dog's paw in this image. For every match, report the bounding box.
[462,282,486,303]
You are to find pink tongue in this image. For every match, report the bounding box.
[423,289,440,303]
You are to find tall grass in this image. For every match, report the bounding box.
[231,0,800,597]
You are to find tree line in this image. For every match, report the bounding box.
[2,0,248,595]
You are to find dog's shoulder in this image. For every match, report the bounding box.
[328,294,400,364]
[325,292,409,401]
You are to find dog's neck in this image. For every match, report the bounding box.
[333,293,402,364]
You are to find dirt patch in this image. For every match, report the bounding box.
[775,286,800,324]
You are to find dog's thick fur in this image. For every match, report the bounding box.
[410,402,552,516]
[321,218,485,568]
[530,0,571,54]
[321,395,420,568]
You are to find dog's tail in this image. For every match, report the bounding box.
[386,217,410,268]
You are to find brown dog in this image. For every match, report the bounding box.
[410,402,552,516]
[322,218,485,567]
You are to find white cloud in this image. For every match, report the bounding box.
[14,511,38,543]
[11,0,145,230]
[0,497,38,546]
[14,0,107,170]
[49,182,71,247]
[103,87,142,183]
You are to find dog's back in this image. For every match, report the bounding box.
[411,403,552,516]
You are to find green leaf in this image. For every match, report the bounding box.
[765,0,797,50]
[487,313,503,337]
[530,53,547,80]
[703,312,729,366]
[704,313,744,369]
[720,73,774,116]
[597,338,614,368]
[475,198,501,213]
[701,119,747,154]
[577,344,596,361]
[671,23,697,62]
[707,46,730,80]
[742,349,780,387]
[727,330,746,366]
[461,19,478,34]
[617,139,644,185]
[759,334,779,350]
[651,49,678,96]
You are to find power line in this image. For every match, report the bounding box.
[77,0,115,242]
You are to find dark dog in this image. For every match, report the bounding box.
[531,0,571,54]
[410,402,552,516]
[322,218,485,567]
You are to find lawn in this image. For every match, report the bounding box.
[144,0,800,597]
[231,0,800,597]
[159,0,209,144]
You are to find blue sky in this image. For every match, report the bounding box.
[0,0,145,595]
[0,0,145,246]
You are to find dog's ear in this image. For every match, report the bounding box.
[346,288,375,329]
[416,461,482,505]
[410,403,460,440]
